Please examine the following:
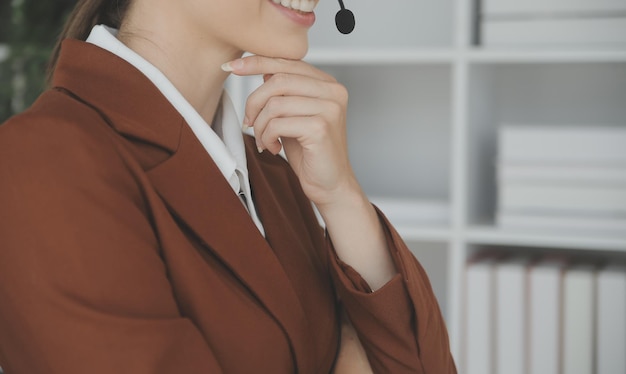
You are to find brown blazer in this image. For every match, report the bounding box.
[0,39,456,373]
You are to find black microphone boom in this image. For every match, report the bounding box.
[336,0,355,34]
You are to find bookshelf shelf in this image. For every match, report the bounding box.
[466,225,626,252]
[305,48,456,65]
[467,48,626,63]
[306,47,626,65]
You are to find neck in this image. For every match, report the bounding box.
[117,8,243,125]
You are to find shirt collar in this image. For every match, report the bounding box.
[85,24,248,193]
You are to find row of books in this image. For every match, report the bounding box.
[463,253,626,374]
[479,0,626,47]
[496,125,626,234]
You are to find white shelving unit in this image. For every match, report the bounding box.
[226,0,626,366]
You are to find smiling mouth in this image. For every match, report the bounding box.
[270,0,317,13]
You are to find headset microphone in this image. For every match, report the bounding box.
[335,0,355,34]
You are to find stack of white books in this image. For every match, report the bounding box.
[463,254,626,374]
[480,0,626,47]
[496,124,626,234]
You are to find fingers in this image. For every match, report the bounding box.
[245,73,347,127]
[252,95,320,133]
[223,54,336,82]
[245,74,337,121]
[221,54,348,128]
[221,54,349,159]
[252,95,342,152]
[257,116,328,155]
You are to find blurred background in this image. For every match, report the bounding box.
[0,0,73,122]
[2,1,626,374]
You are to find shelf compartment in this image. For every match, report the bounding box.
[406,241,451,321]
[465,62,626,227]
[308,0,455,50]
[313,64,453,204]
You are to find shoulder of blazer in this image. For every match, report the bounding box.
[0,88,123,155]
[1,85,145,145]
[0,88,150,208]
[50,39,183,156]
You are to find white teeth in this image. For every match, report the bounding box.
[300,0,314,11]
[272,0,316,13]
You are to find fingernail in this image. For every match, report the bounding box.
[257,146,264,154]
[242,117,251,131]
[221,59,244,72]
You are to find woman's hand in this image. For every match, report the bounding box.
[223,55,396,291]
[222,55,359,208]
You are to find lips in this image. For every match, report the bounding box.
[269,0,317,27]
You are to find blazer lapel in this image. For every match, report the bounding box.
[52,39,315,373]
[146,125,315,372]
[244,137,324,373]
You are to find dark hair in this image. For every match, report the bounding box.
[47,0,132,84]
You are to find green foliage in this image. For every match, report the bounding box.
[0,0,75,123]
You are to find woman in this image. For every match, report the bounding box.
[0,0,456,373]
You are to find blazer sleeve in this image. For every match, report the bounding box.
[327,206,457,374]
[0,116,223,373]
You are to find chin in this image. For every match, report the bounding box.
[276,45,309,60]
[250,37,309,61]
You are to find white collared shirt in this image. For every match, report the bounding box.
[86,25,265,236]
